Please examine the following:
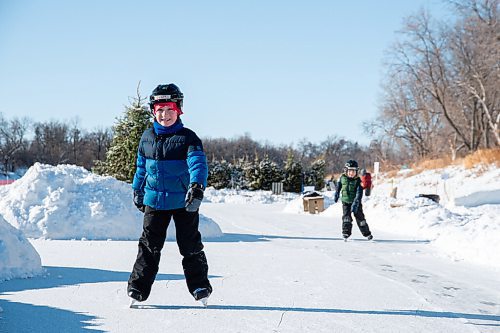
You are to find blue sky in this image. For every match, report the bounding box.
[0,0,448,146]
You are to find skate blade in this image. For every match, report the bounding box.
[199,297,209,307]
[129,298,138,308]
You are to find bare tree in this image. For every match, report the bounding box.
[369,1,499,159]
[0,114,29,173]
[30,121,71,165]
[68,118,84,165]
[87,127,112,162]
[449,0,500,146]
[372,71,446,159]
[391,10,475,152]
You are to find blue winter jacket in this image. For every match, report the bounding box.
[131,123,208,210]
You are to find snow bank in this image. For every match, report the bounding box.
[0,215,42,282]
[0,163,222,240]
[375,165,500,207]
[349,164,500,268]
[362,195,500,267]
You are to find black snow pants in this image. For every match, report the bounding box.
[128,206,212,301]
[342,202,372,238]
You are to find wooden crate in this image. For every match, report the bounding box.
[303,197,324,214]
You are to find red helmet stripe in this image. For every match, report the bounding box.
[153,102,183,115]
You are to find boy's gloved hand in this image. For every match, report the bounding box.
[133,190,145,213]
[351,200,360,213]
[185,183,204,212]
[333,193,339,203]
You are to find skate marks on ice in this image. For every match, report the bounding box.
[371,261,497,317]
[326,240,500,328]
[380,264,398,273]
[480,301,498,307]
[388,268,469,301]
[377,263,498,326]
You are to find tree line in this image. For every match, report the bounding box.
[0,113,112,175]
[1,106,375,191]
[366,0,499,161]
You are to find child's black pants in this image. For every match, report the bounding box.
[342,202,372,237]
[128,206,211,300]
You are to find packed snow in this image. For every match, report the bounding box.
[0,163,222,242]
[0,215,42,282]
[0,162,499,332]
[363,165,500,268]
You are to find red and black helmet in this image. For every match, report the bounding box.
[149,84,184,113]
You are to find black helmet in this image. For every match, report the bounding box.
[149,83,184,112]
[343,159,359,174]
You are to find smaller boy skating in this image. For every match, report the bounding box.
[334,160,373,241]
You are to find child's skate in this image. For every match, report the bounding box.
[128,287,144,308]
[193,287,211,307]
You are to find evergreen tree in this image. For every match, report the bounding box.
[305,159,326,190]
[283,151,303,193]
[93,85,151,182]
[244,155,261,190]
[207,159,231,189]
[230,157,246,189]
[258,155,283,190]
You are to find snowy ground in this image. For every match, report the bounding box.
[1,163,499,332]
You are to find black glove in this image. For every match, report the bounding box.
[351,200,360,213]
[333,193,339,203]
[133,190,145,213]
[185,183,204,212]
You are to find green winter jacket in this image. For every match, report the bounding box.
[336,175,363,204]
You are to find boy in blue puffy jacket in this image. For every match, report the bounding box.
[128,83,212,305]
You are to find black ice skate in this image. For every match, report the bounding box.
[193,287,211,307]
[366,235,373,241]
[128,287,144,308]
[343,234,350,242]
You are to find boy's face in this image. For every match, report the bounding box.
[347,169,357,178]
[155,106,178,127]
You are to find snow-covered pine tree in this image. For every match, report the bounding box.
[305,159,326,190]
[93,85,151,182]
[258,155,283,190]
[208,159,231,189]
[244,155,261,190]
[230,157,246,189]
[283,151,303,193]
